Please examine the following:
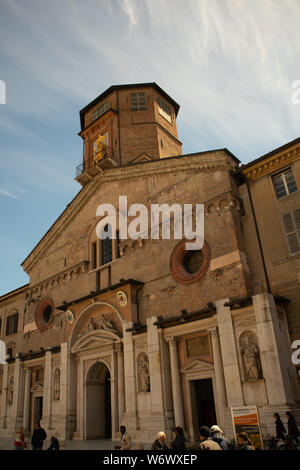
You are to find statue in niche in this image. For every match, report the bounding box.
[7,375,14,405]
[240,332,262,381]
[138,353,150,392]
[86,317,97,333]
[53,368,60,400]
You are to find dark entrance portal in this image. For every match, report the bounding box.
[194,378,216,429]
[86,362,112,439]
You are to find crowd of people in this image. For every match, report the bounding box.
[12,411,300,451]
[115,411,300,451]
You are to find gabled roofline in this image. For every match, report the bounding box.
[21,148,238,270]
[0,283,29,302]
[241,136,300,170]
[79,82,180,130]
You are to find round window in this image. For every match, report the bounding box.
[170,239,210,284]
[35,296,54,330]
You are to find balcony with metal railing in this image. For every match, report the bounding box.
[75,146,118,185]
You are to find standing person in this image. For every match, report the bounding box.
[209,425,229,450]
[151,432,169,450]
[199,426,221,450]
[14,427,25,450]
[236,432,254,450]
[286,411,300,443]
[274,413,286,440]
[47,436,59,451]
[31,423,47,450]
[171,426,186,450]
[114,425,132,450]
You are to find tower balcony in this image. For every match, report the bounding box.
[75,146,118,185]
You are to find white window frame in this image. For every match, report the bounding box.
[272,167,297,199]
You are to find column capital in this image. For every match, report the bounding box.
[207,326,219,337]
[165,336,178,345]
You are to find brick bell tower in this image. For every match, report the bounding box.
[76,82,182,186]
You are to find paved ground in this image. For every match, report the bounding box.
[0,437,151,450]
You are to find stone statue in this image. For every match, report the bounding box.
[7,375,14,405]
[86,317,97,332]
[53,368,60,400]
[99,315,116,333]
[240,332,262,381]
[138,353,150,392]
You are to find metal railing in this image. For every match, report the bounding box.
[75,146,116,177]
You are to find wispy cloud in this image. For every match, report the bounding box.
[0,187,20,200]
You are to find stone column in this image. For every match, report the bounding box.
[147,316,164,413]
[166,337,185,429]
[117,348,125,422]
[110,351,118,439]
[0,363,8,428]
[41,350,52,431]
[12,358,25,430]
[123,321,137,429]
[216,298,244,406]
[60,343,69,440]
[208,327,228,427]
[23,369,32,433]
[252,293,296,404]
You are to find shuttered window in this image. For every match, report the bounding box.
[272,168,297,199]
[130,92,146,111]
[282,208,300,255]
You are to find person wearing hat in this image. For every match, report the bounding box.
[209,425,230,450]
[199,426,222,450]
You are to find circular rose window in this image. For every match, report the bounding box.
[35,296,55,330]
[170,239,211,284]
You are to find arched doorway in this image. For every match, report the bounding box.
[85,362,112,439]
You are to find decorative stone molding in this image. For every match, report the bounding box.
[27,260,89,301]
[243,146,300,181]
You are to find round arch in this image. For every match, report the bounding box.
[69,300,124,347]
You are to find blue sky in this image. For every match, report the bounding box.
[0,0,300,295]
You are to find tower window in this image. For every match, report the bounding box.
[272,168,297,199]
[157,97,172,123]
[91,101,110,122]
[130,92,146,111]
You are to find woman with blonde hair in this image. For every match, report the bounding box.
[14,427,25,450]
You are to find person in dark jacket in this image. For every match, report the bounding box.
[31,423,47,450]
[286,411,300,443]
[171,427,186,450]
[209,425,230,450]
[274,413,286,440]
[47,436,59,451]
[151,432,169,450]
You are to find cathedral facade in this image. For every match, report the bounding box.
[0,83,299,444]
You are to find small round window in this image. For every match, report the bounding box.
[35,296,54,330]
[170,239,210,284]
